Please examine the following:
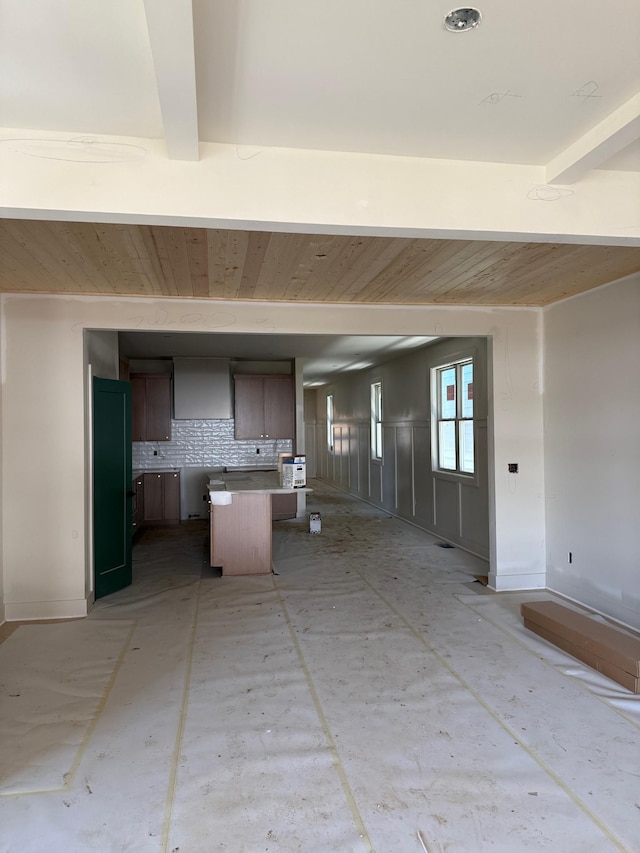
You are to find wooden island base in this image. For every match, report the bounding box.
[210,492,273,576]
[209,471,310,576]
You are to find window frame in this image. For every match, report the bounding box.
[370,380,383,461]
[431,357,476,481]
[326,393,334,451]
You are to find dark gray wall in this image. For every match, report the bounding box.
[311,337,489,559]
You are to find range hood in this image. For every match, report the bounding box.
[173,357,232,419]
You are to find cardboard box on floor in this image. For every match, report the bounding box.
[521,601,640,693]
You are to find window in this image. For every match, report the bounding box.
[327,394,334,450]
[435,359,474,475]
[370,381,383,460]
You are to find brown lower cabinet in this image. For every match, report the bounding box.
[141,471,181,526]
[132,475,144,534]
[271,492,297,520]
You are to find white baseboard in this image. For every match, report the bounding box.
[4,598,89,622]
[488,571,546,592]
[547,585,640,634]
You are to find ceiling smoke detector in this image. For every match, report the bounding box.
[444,7,482,32]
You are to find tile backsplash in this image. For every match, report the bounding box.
[132,418,292,470]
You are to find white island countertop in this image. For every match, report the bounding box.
[208,471,311,504]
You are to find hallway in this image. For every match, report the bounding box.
[1,482,638,852]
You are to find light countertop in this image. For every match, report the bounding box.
[208,471,310,504]
[133,468,180,477]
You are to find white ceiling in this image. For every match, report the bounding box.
[1,0,639,176]
[119,330,438,387]
[3,1,639,384]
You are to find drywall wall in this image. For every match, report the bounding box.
[85,330,119,380]
[2,297,88,618]
[314,337,489,558]
[0,294,545,619]
[544,275,640,629]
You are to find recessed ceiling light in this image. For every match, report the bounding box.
[444,7,482,32]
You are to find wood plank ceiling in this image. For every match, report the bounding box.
[1,219,639,306]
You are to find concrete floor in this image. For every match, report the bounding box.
[0,480,639,852]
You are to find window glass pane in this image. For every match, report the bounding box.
[459,420,474,473]
[327,395,333,449]
[438,421,456,470]
[371,382,382,459]
[434,358,475,476]
[440,367,456,419]
[461,362,474,419]
[375,383,382,418]
[375,422,382,458]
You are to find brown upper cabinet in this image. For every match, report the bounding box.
[234,374,294,440]
[131,373,172,441]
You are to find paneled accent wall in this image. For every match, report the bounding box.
[312,337,489,559]
[132,418,292,470]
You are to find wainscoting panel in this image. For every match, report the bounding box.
[307,337,489,560]
[394,425,414,519]
[358,424,370,498]
[348,425,359,493]
[304,424,317,478]
[433,477,459,540]
[412,425,433,527]
[381,425,396,509]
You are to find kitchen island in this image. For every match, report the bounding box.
[208,471,310,576]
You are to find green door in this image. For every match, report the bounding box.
[93,377,132,599]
